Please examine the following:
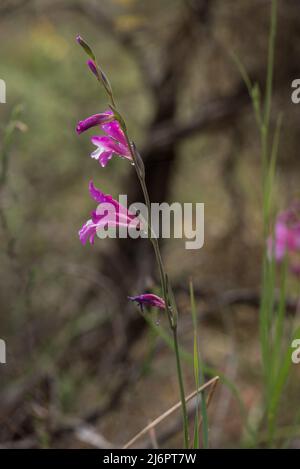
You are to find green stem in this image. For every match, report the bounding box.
[122,127,189,448]
[173,326,190,448]
[262,0,277,238]
[258,0,278,445]
[264,0,277,136]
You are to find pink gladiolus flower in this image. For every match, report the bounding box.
[268,202,300,276]
[79,181,140,245]
[128,293,166,310]
[76,109,132,167]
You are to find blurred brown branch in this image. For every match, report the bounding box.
[0,0,31,16]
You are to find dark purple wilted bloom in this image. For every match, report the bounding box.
[79,181,139,245]
[77,109,131,167]
[268,202,300,276]
[128,293,166,310]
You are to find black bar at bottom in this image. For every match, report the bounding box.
[0,448,297,467]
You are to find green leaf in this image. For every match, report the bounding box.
[190,280,208,449]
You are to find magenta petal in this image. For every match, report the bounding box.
[89,181,107,203]
[268,202,300,271]
[79,220,97,245]
[89,181,118,211]
[101,121,127,147]
[274,222,289,260]
[90,147,113,163]
[99,151,113,167]
[76,112,112,134]
[89,181,139,224]
[91,135,128,156]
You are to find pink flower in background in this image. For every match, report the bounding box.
[79,181,139,245]
[268,202,300,275]
[128,293,166,310]
[76,109,132,167]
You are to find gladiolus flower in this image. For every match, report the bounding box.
[79,181,140,245]
[128,293,166,310]
[268,202,300,276]
[76,109,132,167]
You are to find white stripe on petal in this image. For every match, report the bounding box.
[90,148,102,160]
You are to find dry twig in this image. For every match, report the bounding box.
[123,376,219,449]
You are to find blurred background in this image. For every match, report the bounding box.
[1,0,300,448]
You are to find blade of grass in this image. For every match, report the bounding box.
[271,257,288,382]
[190,279,208,449]
[230,51,262,127]
[199,376,219,433]
[268,326,300,441]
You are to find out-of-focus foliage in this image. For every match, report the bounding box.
[1,0,300,448]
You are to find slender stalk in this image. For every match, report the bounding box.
[120,127,189,447]
[137,173,172,326]
[173,327,190,448]
[264,0,277,138]
[262,0,277,237]
[258,0,282,444]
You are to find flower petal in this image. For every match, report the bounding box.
[79,219,97,245]
[128,293,166,310]
[89,181,107,203]
[99,151,113,167]
[89,181,140,223]
[101,121,127,147]
[76,112,112,134]
[268,202,300,265]
[91,135,130,157]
